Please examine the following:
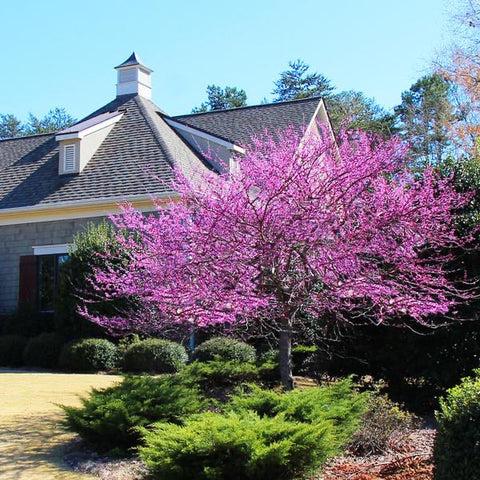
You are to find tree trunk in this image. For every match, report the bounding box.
[278,316,294,390]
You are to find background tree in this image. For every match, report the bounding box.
[192,85,247,113]
[327,90,397,138]
[394,73,455,165]
[82,127,470,390]
[0,114,25,139]
[0,107,75,139]
[436,0,479,158]
[272,59,334,102]
[25,107,75,135]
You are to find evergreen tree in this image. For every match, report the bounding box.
[395,74,455,165]
[0,114,25,139]
[272,59,334,102]
[192,85,247,113]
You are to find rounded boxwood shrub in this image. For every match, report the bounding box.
[59,338,119,372]
[193,337,256,363]
[0,334,28,366]
[123,338,188,373]
[434,370,480,480]
[23,332,64,368]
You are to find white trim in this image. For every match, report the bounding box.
[1,193,172,214]
[33,244,72,256]
[0,192,179,226]
[165,118,245,154]
[305,98,336,141]
[56,113,123,141]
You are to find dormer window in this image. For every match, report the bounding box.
[63,144,76,172]
[56,111,124,176]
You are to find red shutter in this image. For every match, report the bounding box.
[18,255,37,306]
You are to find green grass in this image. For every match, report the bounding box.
[0,370,119,479]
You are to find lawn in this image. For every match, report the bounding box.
[0,370,119,480]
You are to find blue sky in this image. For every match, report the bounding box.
[1,0,453,121]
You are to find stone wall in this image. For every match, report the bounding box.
[0,217,103,315]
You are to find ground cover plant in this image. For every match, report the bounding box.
[181,359,261,392]
[63,362,370,478]
[139,411,336,480]
[62,374,206,455]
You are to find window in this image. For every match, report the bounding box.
[38,254,68,312]
[64,144,76,172]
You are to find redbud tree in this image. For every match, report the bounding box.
[84,127,472,390]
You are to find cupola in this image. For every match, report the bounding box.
[115,52,153,99]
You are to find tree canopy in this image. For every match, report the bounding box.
[0,107,75,140]
[394,74,455,165]
[272,59,334,102]
[327,90,397,138]
[192,85,248,113]
[81,127,471,389]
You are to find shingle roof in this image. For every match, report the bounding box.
[173,97,321,148]
[0,96,205,209]
[0,95,322,211]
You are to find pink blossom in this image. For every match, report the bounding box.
[81,126,474,388]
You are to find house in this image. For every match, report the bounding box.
[0,53,331,318]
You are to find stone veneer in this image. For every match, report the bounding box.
[0,216,103,315]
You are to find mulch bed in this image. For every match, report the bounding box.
[318,426,435,480]
[65,420,436,480]
[64,439,148,480]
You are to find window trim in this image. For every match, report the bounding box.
[32,244,72,256]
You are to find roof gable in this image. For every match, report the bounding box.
[173,97,322,148]
[0,96,324,214]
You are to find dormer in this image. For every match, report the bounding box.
[56,111,123,175]
[115,52,153,99]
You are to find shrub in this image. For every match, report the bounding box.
[434,370,480,480]
[0,334,28,366]
[257,349,280,383]
[139,410,338,480]
[123,339,187,373]
[292,344,318,376]
[347,394,417,455]
[229,378,367,445]
[180,360,260,392]
[59,338,119,372]
[23,332,64,368]
[55,220,126,338]
[62,375,206,454]
[193,337,256,363]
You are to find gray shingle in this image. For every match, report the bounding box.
[0,96,320,210]
[172,97,321,148]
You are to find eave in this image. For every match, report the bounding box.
[0,193,179,226]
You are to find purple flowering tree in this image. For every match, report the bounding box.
[84,127,472,389]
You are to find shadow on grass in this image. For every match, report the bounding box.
[0,413,91,480]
